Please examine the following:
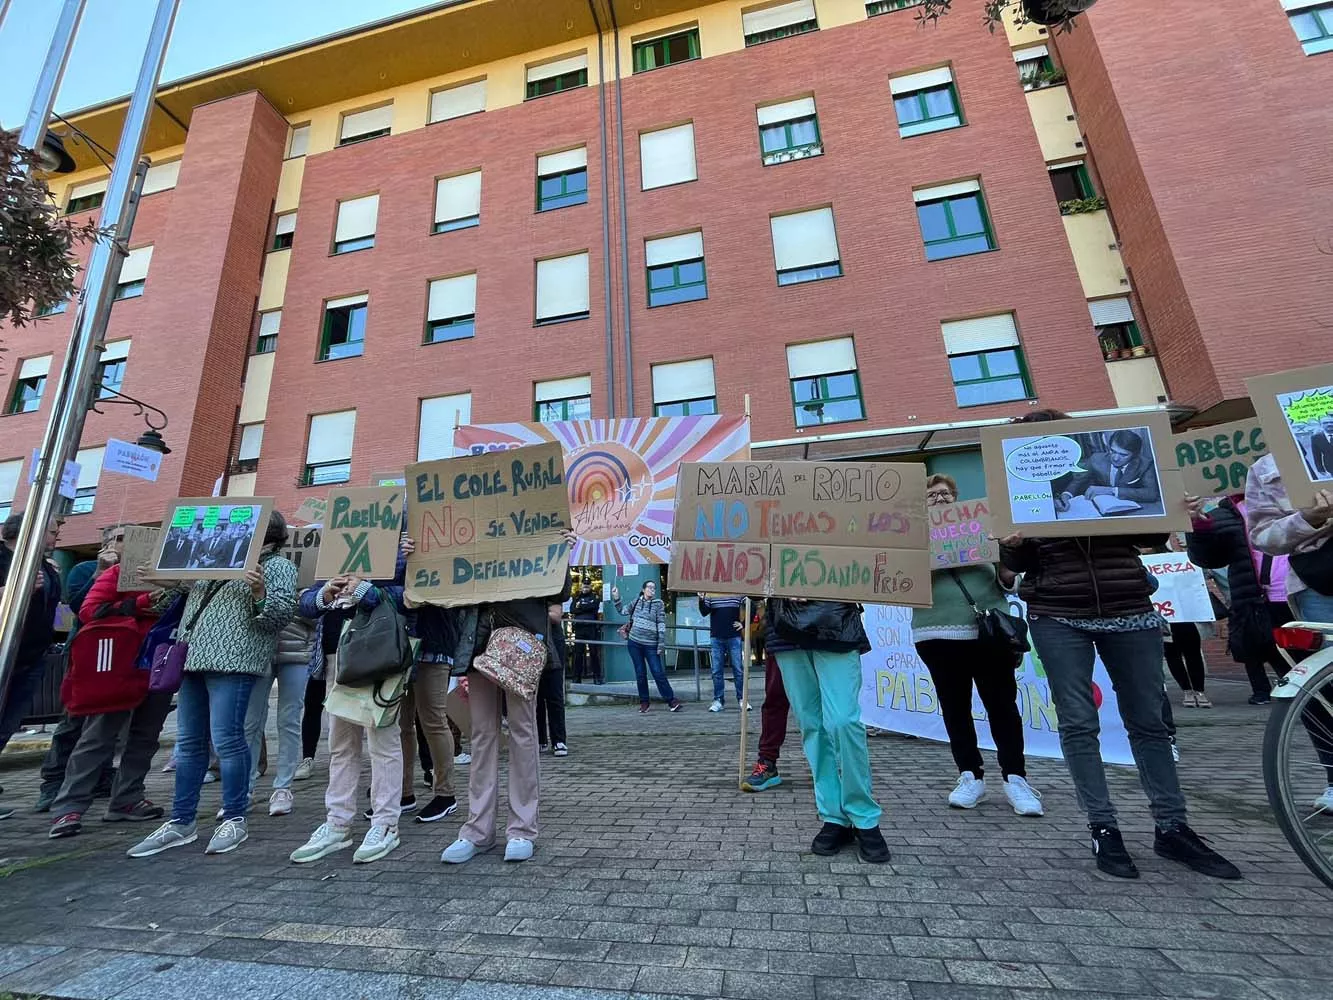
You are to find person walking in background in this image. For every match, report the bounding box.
[570,581,603,684]
[244,608,317,818]
[700,592,746,713]
[536,601,569,757]
[128,511,298,858]
[914,474,1043,817]
[741,650,789,793]
[612,581,680,713]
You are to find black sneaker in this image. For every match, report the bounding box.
[34,787,58,813]
[855,826,891,864]
[364,795,418,820]
[1090,825,1139,879]
[1154,823,1242,880]
[811,822,855,856]
[423,769,434,789]
[1248,693,1272,705]
[416,795,459,823]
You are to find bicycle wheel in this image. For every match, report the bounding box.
[1263,655,1333,890]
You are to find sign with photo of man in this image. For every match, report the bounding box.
[150,497,275,579]
[1248,362,1333,507]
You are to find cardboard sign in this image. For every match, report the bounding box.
[149,497,275,579]
[118,525,161,592]
[314,486,404,581]
[1247,363,1333,507]
[292,496,327,526]
[405,441,572,607]
[1172,418,1268,499]
[668,461,931,606]
[103,438,163,482]
[928,498,997,570]
[281,526,322,590]
[981,412,1189,538]
[1140,553,1215,623]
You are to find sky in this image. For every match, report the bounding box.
[0,0,433,129]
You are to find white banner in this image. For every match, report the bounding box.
[103,438,163,482]
[1140,553,1215,623]
[29,450,79,500]
[858,600,1134,765]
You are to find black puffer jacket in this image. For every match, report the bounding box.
[1001,534,1168,618]
[1187,498,1271,661]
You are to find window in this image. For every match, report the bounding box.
[742,0,818,46]
[867,0,922,14]
[418,393,472,461]
[914,180,996,261]
[319,294,368,361]
[535,253,590,325]
[891,67,964,137]
[1286,1,1333,54]
[0,459,21,522]
[639,123,697,190]
[141,160,180,195]
[286,124,310,159]
[70,446,104,515]
[536,147,588,212]
[434,171,481,233]
[115,246,152,299]
[66,178,107,215]
[786,338,864,427]
[97,340,130,399]
[646,231,707,307]
[1049,161,1094,204]
[236,423,263,474]
[426,274,477,344]
[534,376,592,422]
[1090,297,1144,358]
[35,299,67,317]
[942,313,1033,407]
[633,27,700,72]
[333,194,379,254]
[757,97,822,165]
[338,105,392,146]
[8,356,51,414]
[653,359,717,416]
[526,54,588,99]
[255,311,281,354]
[304,410,356,486]
[770,207,842,285]
[1014,45,1056,87]
[272,212,296,251]
[429,79,487,123]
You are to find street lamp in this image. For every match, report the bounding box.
[1021,0,1100,26]
[91,383,173,454]
[36,131,77,174]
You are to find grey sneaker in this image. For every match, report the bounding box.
[127,820,198,858]
[290,822,354,864]
[204,817,249,855]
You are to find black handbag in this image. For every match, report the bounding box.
[1290,540,1333,596]
[336,595,413,687]
[1228,555,1275,663]
[771,599,871,655]
[950,571,1030,665]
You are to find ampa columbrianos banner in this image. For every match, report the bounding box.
[454,416,750,565]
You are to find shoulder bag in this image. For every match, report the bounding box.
[772,599,871,655]
[950,571,1030,666]
[337,595,414,687]
[148,582,223,694]
[1290,539,1333,596]
[471,625,548,701]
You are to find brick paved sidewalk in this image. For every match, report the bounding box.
[0,678,1329,1000]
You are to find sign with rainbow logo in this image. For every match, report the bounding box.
[453,416,750,566]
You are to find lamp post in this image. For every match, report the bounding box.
[12,0,86,179]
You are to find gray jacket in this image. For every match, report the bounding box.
[273,616,317,670]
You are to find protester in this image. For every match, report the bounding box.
[536,604,569,756]
[398,563,460,825]
[127,511,297,858]
[570,581,603,683]
[1163,622,1210,707]
[998,409,1239,880]
[612,581,680,713]
[741,651,789,792]
[244,606,317,817]
[700,592,747,713]
[914,474,1043,816]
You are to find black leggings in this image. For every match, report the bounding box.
[1163,623,1206,693]
[916,638,1026,779]
[301,674,324,760]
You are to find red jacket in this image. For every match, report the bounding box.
[78,564,157,640]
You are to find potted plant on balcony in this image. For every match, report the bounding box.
[918,0,1100,30]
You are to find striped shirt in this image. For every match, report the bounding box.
[699,594,744,640]
[616,596,666,648]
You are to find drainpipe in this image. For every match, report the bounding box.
[607,0,635,416]
[587,0,616,418]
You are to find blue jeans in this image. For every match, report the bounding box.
[245,662,309,795]
[627,640,675,705]
[710,636,744,704]
[0,656,48,754]
[1292,587,1333,624]
[173,672,257,823]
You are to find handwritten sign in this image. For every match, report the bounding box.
[1140,553,1215,623]
[668,461,931,606]
[929,498,996,570]
[281,526,322,590]
[292,497,327,526]
[405,441,571,607]
[1247,363,1333,507]
[314,486,404,580]
[1173,419,1268,498]
[118,526,161,592]
[103,438,163,482]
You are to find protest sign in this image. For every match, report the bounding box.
[1247,363,1333,507]
[118,526,161,592]
[103,438,163,482]
[668,461,931,606]
[1172,418,1268,499]
[292,496,327,526]
[314,486,404,580]
[150,497,274,579]
[405,442,572,607]
[1140,552,1215,623]
[858,601,1132,764]
[929,498,997,570]
[281,526,322,590]
[454,416,750,566]
[981,412,1188,538]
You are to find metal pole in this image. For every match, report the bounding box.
[14,0,86,173]
[0,0,180,719]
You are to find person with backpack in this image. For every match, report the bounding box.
[127,511,298,859]
[611,580,680,713]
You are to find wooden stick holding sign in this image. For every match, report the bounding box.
[737,595,752,790]
[313,486,405,581]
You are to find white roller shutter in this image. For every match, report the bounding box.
[19,356,52,379]
[141,160,180,195]
[535,253,590,321]
[890,67,954,94]
[339,105,392,142]
[646,231,704,266]
[0,459,21,505]
[941,314,1020,355]
[325,293,368,310]
[418,393,472,461]
[652,358,715,403]
[306,411,357,464]
[238,423,264,461]
[76,446,105,489]
[435,171,481,224]
[757,96,815,125]
[786,338,857,378]
[119,245,153,283]
[334,195,379,243]
[274,213,296,237]
[430,79,487,123]
[536,375,591,402]
[1088,298,1135,327]
[1013,44,1049,61]
[102,340,131,362]
[527,53,587,85]
[770,208,839,270]
[428,274,477,320]
[914,179,981,202]
[68,178,108,201]
[742,0,816,35]
[286,124,310,158]
[640,123,696,189]
[537,147,587,175]
[258,311,281,338]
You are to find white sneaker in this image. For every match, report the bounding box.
[454,753,472,766]
[293,758,315,781]
[948,771,987,809]
[268,788,294,817]
[442,838,486,864]
[1003,775,1045,817]
[1314,787,1333,813]
[744,702,752,712]
[290,822,353,864]
[504,838,535,862]
[353,824,400,864]
[708,700,723,713]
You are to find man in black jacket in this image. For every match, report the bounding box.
[570,582,602,683]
